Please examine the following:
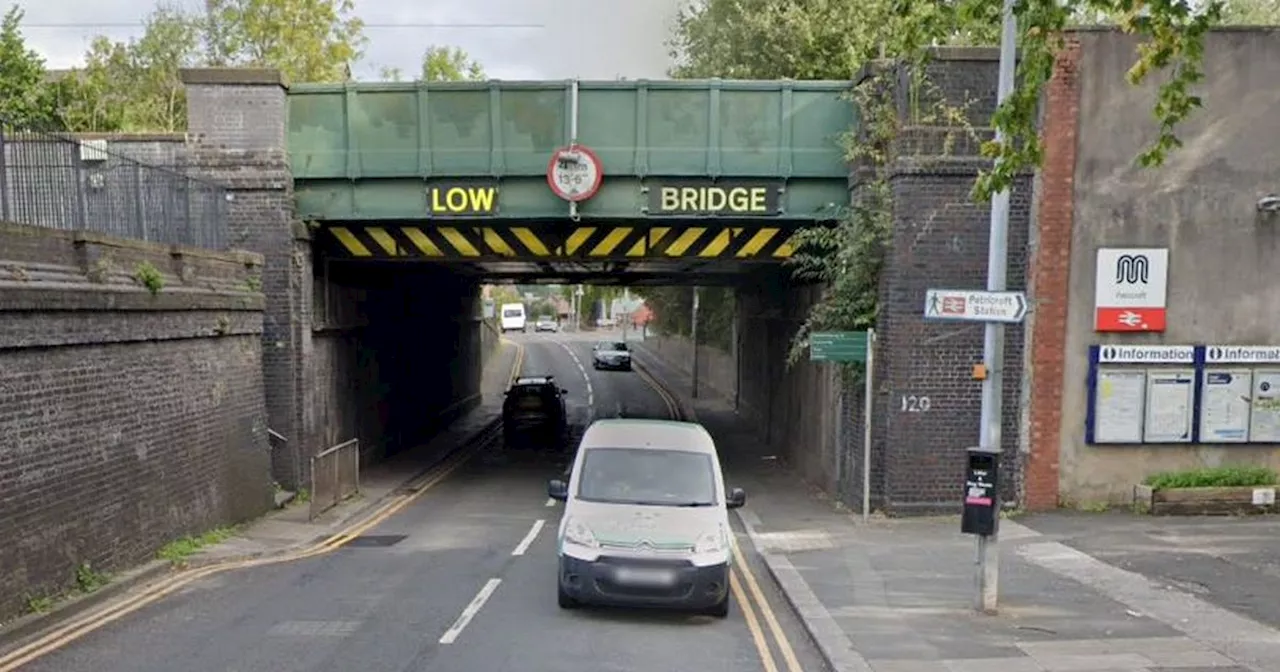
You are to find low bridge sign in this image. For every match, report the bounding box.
[647,180,783,217]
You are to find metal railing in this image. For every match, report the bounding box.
[0,125,229,249]
[310,438,361,521]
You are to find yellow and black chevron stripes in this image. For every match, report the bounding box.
[325,224,798,260]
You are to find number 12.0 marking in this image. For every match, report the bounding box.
[901,395,931,413]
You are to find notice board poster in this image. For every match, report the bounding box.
[1200,369,1253,443]
[1094,368,1146,443]
[1144,368,1194,443]
[1249,369,1280,443]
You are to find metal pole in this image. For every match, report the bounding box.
[691,286,701,399]
[976,0,1017,615]
[862,328,875,523]
[569,79,580,222]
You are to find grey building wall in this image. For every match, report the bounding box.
[1050,29,1280,504]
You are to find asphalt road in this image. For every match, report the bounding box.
[12,331,827,672]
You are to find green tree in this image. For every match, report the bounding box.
[668,0,1230,362]
[377,65,404,81]
[54,38,130,132]
[1220,0,1280,23]
[63,5,200,132]
[420,45,485,81]
[0,5,62,129]
[202,0,367,82]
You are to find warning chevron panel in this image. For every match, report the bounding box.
[323,224,802,260]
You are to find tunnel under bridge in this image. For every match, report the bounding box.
[281,78,854,475]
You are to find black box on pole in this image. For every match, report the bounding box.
[961,447,1000,536]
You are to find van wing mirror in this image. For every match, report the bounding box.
[726,487,746,509]
[548,479,569,501]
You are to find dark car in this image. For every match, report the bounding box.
[592,341,632,371]
[502,376,569,449]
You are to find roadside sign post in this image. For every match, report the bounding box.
[923,286,1027,615]
[691,286,701,399]
[809,329,876,523]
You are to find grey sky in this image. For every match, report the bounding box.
[15,0,686,80]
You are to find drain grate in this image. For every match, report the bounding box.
[344,534,408,548]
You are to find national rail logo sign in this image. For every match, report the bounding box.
[1094,247,1169,332]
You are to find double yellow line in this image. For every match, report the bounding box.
[635,364,803,672]
[0,341,527,672]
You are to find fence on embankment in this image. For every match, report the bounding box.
[0,123,228,249]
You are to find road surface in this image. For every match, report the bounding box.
[9,331,827,672]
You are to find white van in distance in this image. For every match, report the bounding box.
[499,303,527,333]
[547,418,746,618]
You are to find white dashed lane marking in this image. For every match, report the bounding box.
[511,519,546,556]
[556,340,595,413]
[438,578,502,645]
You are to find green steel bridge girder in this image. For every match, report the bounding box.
[287,79,858,221]
[294,176,849,221]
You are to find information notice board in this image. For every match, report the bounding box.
[1249,369,1280,443]
[1144,368,1194,443]
[1200,369,1251,443]
[1090,344,1280,445]
[1093,368,1146,443]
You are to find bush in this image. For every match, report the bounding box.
[1143,466,1278,490]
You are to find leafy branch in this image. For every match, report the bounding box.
[786,60,978,375]
[970,0,1225,200]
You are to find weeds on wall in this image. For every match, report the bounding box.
[133,261,165,295]
[786,61,977,383]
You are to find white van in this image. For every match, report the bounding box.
[499,303,527,333]
[547,418,746,618]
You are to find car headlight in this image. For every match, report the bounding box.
[694,527,728,554]
[563,519,598,549]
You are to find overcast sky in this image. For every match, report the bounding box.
[15,0,686,80]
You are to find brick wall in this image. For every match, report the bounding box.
[181,68,334,489]
[1022,38,1080,510]
[860,50,1032,514]
[640,276,846,498]
[178,68,492,484]
[0,222,272,621]
[639,333,737,402]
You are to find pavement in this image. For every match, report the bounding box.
[629,337,1280,672]
[0,331,828,672]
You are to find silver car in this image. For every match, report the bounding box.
[592,341,632,371]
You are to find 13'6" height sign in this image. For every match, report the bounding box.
[547,144,604,203]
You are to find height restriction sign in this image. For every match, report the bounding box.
[546,144,603,203]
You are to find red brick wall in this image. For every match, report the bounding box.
[1025,38,1082,510]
